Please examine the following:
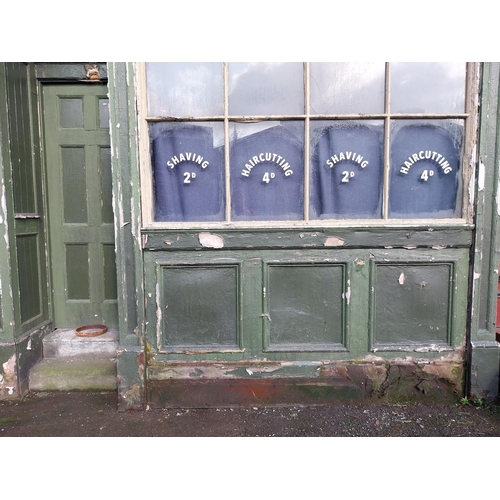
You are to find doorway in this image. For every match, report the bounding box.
[42,83,118,328]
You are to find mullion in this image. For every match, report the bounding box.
[223,63,231,223]
[383,62,391,220]
[304,62,310,222]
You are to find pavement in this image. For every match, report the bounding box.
[1,390,500,437]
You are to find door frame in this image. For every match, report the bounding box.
[36,63,111,328]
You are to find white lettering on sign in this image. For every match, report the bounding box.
[326,152,369,169]
[399,151,452,175]
[166,152,209,169]
[241,153,293,178]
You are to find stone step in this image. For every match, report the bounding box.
[43,328,119,359]
[29,356,117,391]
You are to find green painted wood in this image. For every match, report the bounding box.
[0,63,15,341]
[264,262,344,350]
[43,83,117,328]
[35,63,107,81]
[373,263,451,346]
[161,264,240,349]
[145,248,468,363]
[2,63,50,335]
[108,62,146,409]
[6,63,36,215]
[143,226,474,251]
[108,63,145,346]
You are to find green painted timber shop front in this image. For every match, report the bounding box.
[1,62,500,409]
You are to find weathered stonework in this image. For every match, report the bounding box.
[146,354,465,408]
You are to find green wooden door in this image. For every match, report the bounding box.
[43,83,118,328]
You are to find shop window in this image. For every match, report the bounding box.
[138,62,472,226]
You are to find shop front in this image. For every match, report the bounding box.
[109,62,498,408]
[1,62,499,408]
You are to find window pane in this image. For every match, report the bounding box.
[230,121,304,220]
[310,120,384,219]
[146,62,224,117]
[150,122,225,222]
[310,63,385,114]
[391,63,466,113]
[228,62,304,115]
[389,119,463,218]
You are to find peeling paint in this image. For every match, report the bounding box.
[156,283,162,350]
[431,245,446,250]
[199,232,224,248]
[478,158,485,192]
[403,245,417,250]
[324,236,345,247]
[1,354,16,396]
[344,279,351,306]
[497,175,500,216]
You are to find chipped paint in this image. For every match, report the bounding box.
[199,232,224,248]
[344,279,351,306]
[1,354,16,396]
[497,174,500,216]
[432,245,446,250]
[324,236,345,247]
[156,283,162,350]
[398,273,405,285]
[477,158,485,191]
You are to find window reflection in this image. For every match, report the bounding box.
[146,62,224,117]
[391,63,466,113]
[310,63,385,114]
[228,62,304,115]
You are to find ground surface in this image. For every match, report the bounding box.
[1,391,500,437]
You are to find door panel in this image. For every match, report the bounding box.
[43,84,117,328]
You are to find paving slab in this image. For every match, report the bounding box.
[42,328,118,358]
[29,357,117,391]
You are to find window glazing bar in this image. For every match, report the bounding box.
[223,62,231,222]
[304,62,310,222]
[383,62,391,220]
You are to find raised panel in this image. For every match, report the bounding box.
[264,263,345,350]
[59,97,83,128]
[66,244,90,300]
[102,244,117,300]
[16,234,41,324]
[160,264,240,351]
[6,62,36,215]
[99,98,109,129]
[372,262,452,348]
[61,147,87,223]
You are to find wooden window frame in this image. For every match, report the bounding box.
[137,62,481,230]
